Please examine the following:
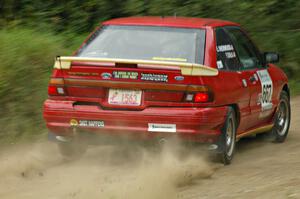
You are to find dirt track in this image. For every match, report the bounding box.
[0,97,299,199]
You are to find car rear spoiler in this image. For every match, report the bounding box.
[54,56,218,76]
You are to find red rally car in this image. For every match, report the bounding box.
[43,17,291,164]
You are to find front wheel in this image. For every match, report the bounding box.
[270,91,291,143]
[216,107,237,165]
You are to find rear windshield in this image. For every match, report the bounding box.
[77,25,206,64]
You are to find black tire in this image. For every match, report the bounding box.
[217,107,237,165]
[269,91,291,143]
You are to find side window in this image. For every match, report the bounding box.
[225,27,263,70]
[215,28,241,71]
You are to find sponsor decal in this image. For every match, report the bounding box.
[141,73,168,82]
[217,60,224,69]
[148,123,176,133]
[68,72,99,76]
[113,71,138,79]
[70,119,104,128]
[101,72,112,79]
[79,120,104,128]
[174,75,184,81]
[70,119,78,126]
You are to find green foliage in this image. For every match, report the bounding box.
[289,79,300,96]
[0,29,73,142]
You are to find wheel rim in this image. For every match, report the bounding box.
[226,117,235,156]
[276,99,290,136]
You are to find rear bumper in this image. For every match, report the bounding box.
[43,99,228,143]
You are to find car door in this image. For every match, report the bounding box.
[225,27,274,128]
[215,27,254,133]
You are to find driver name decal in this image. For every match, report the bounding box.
[216,44,236,59]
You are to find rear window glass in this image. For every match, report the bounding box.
[77,25,206,64]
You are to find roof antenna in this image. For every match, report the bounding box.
[174,12,177,18]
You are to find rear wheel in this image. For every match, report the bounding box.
[270,91,291,143]
[217,107,237,165]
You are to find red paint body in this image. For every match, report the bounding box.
[43,17,288,143]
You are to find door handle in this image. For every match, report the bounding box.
[249,76,256,83]
[249,74,258,83]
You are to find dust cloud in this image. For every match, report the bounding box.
[0,138,217,199]
[1,96,300,198]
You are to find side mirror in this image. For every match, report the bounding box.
[264,52,279,64]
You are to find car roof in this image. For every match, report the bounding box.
[102,16,239,29]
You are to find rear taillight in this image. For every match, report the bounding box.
[48,78,66,96]
[194,92,209,103]
[184,85,212,103]
[48,85,65,96]
[48,85,57,95]
[185,92,212,103]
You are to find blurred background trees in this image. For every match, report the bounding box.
[0,0,299,141]
[1,0,299,77]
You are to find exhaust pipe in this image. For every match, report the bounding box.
[158,138,167,146]
[208,144,218,151]
[55,136,71,142]
[56,127,77,142]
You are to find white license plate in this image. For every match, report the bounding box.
[108,89,142,106]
